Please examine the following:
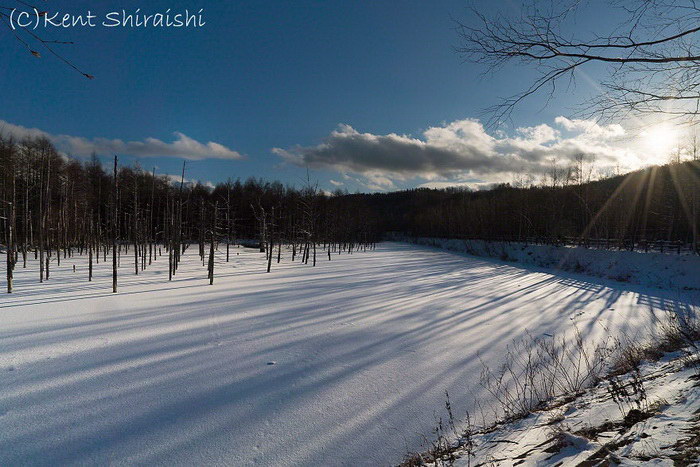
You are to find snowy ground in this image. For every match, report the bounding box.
[446,350,700,465]
[394,236,700,291]
[1,242,698,466]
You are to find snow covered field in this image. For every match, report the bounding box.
[1,242,698,466]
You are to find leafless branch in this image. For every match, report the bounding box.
[457,0,700,124]
[0,1,93,79]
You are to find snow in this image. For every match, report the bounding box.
[448,350,700,466]
[1,242,698,465]
[394,236,700,291]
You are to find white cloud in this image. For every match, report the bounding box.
[274,117,641,189]
[162,173,215,190]
[272,119,514,179]
[516,124,559,144]
[554,116,625,139]
[0,120,243,160]
[329,179,344,186]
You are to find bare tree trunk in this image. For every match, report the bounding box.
[6,221,13,293]
[6,166,15,293]
[133,176,138,275]
[199,198,204,265]
[56,185,62,268]
[175,161,186,273]
[226,183,231,262]
[149,167,155,266]
[112,156,118,293]
[39,156,47,283]
[21,166,28,269]
[96,213,101,265]
[44,158,52,280]
[267,207,275,273]
[169,193,174,281]
[208,202,217,285]
[88,214,93,282]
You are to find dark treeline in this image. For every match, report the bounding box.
[0,136,378,293]
[350,160,700,250]
[2,135,699,293]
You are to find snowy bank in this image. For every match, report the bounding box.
[421,348,700,466]
[391,237,700,291]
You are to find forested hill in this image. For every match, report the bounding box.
[1,134,698,250]
[346,160,699,246]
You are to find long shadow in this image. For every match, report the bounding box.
[1,243,698,465]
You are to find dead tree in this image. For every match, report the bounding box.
[168,190,175,281]
[267,206,275,273]
[88,214,93,282]
[457,1,700,124]
[4,161,15,293]
[251,200,268,255]
[208,202,217,284]
[199,198,205,265]
[38,149,50,282]
[299,171,319,266]
[133,175,139,275]
[112,156,118,294]
[174,161,186,274]
[225,179,232,262]
[149,167,156,265]
[22,163,28,268]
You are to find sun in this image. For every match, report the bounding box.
[641,123,679,155]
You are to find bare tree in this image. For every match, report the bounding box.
[149,167,156,266]
[1,1,94,79]
[208,202,217,284]
[299,170,319,266]
[112,156,118,293]
[267,206,275,273]
[457,1,700,124]
[88,214,93,282]
[4,140,16,293]
[224,178,233,262]
[251,199,268,255]
[133,173,139,275]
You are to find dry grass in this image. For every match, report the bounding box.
[401,312,700,466]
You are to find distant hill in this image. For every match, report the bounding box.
[345,160,700,247]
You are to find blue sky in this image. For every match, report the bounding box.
[2,0,652,192]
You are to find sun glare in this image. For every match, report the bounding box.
[642,124,679,155]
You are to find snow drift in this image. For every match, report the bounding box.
[393,237,700,291]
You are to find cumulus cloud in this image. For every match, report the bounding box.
[273,120,515,179]
[554,116,625,139]
[0,120,243,160]
[273,117,636,188]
